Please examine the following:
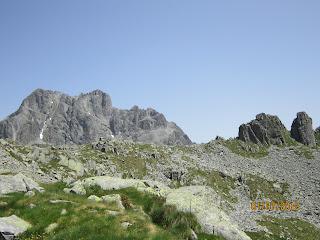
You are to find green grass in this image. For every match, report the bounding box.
[222,139,269,159]
[0,183,224,240]
[186,170,237,204]
[293,146,314,159]
[86,186,201,238]
[110,155,149,179]
[247,217,320,240]
[79,143,159,179]
[282,131,298,147]
[245,174,289,201]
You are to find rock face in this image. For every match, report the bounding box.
[166,186,251,240]
[291,112,316,146]
[315,127,320,145]
[0,89,191,146]
[238,113,287,145]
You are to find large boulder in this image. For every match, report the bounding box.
[290,112,316,146]
[315,127,320,145]
[238,113,287,145]
[166,186,251,240]
[0,215,31,236]
[0,174,44,194]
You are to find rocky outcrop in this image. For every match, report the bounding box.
[64,176,171,197]
[316,127,320,145]
[0,173,44,194]
[0,89,191,146]
[291,112,316,146]
[238,113,287,145]
[166,186,251,240]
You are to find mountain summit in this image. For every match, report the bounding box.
[0,89,191,145]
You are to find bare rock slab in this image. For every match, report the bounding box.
[0,215,31,236]
[0,174,44,195]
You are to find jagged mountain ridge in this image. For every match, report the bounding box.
[0,89,192,145]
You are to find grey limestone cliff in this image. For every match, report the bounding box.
[0,89,191,146]
[291,112,316,146]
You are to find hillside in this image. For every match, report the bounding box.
[1,137,320,240]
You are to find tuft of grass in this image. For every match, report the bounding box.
[245,174,289,201]
[293,146,314,159]
[221,139,269,159]
[186,170,237,204]
[282,131,298,147]
[246,217,320,240]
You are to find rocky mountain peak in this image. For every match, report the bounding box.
[0,89,191,146]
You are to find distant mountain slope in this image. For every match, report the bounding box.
[0,89,192,145]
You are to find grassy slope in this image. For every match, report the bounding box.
[0,183,223,240]
[247,217,320,240]
[245,174,289,201]
[221,139,269,159]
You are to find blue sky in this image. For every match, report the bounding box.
[0,1,319,143]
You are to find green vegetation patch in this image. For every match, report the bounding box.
[282,131,298,147]
[186,170,237,204]
[8,150,24,161]
[293,145,314,159]
[245,174,289,201]
[246,217,320,240]
[0,183,224,240]
[222,139,269,159]
[110,155,149,179]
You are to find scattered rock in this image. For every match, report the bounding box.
[61,209,67,215]
[87,195,102,202]
[0,231,15,240]
[49,199,76,204]
[29,203,36,209]
[272,183,282,193]
[24,191,35,197]
[106,210,121,216]
[101,194,125,210]
[120,221,132,229]
[164,170,184,181]
[58,156,84,176]
[65,176,170,197]
[45,223,58,233]
[291,112,316,146]
[190,229,198,240]
[0,174,44,195]
[64,183,86,195]
[0,215,31,236]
